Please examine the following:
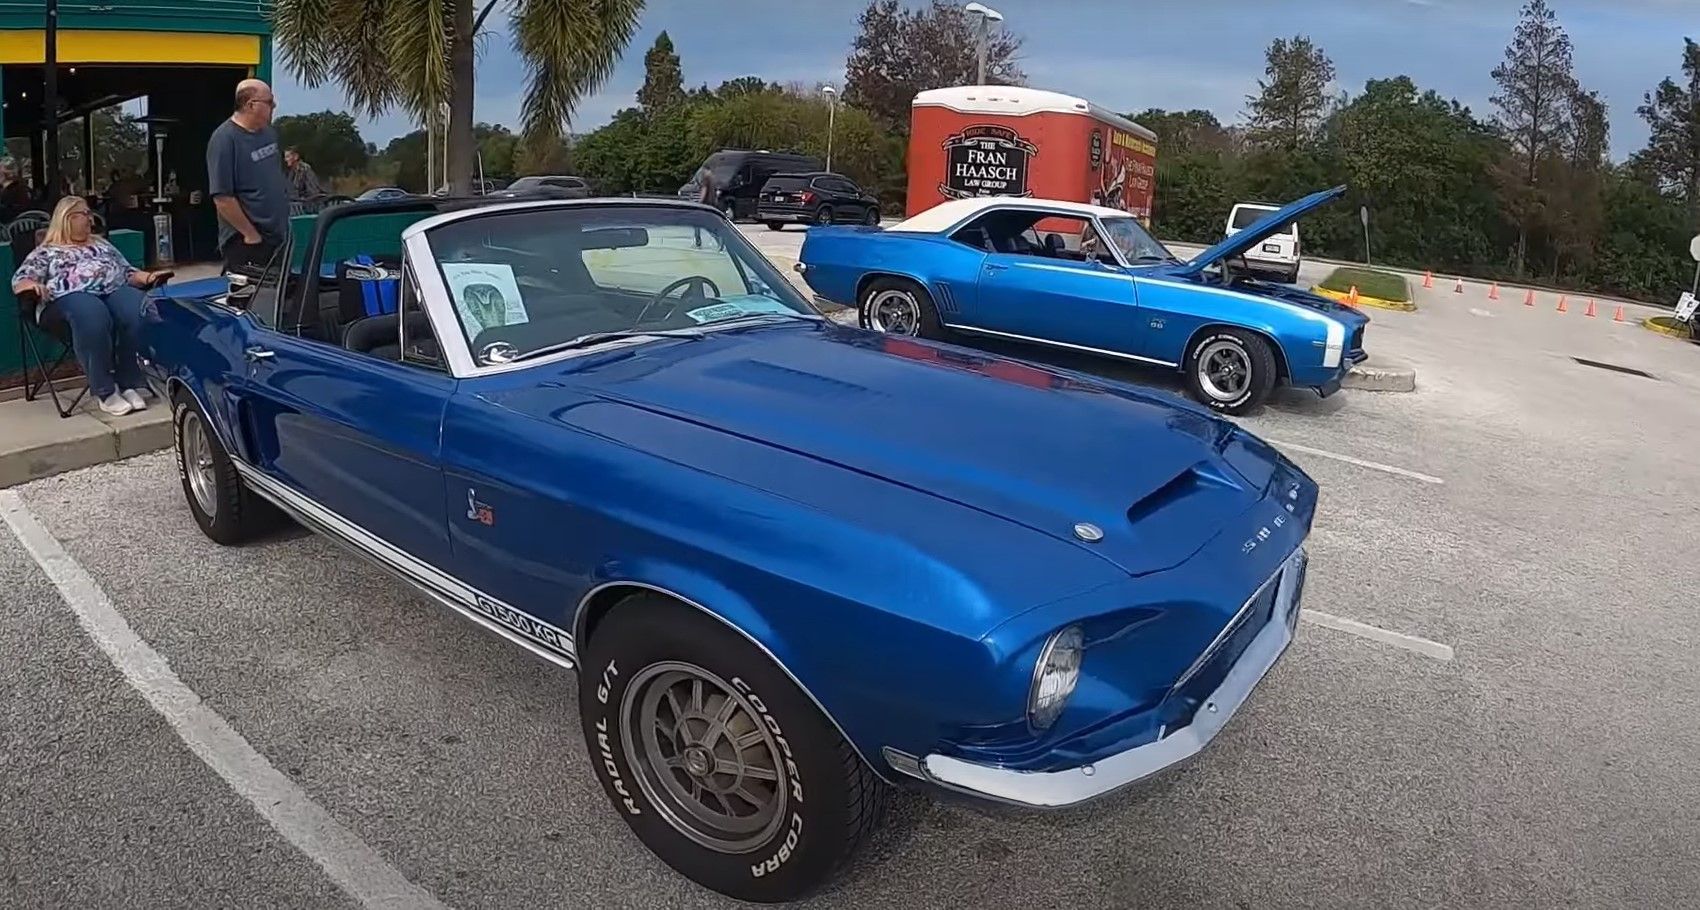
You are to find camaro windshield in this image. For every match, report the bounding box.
[424,206,815,364]
[1100,216,1174,263]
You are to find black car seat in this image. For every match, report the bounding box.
[1043,233,1067,258]
[342,311,437,362]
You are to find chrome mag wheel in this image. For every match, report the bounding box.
[867,289,921,335]
[180,410,217,518]
[621,661,789,854]
[1196,339,1252,402]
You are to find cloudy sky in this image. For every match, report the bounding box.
[275,0,1696,161]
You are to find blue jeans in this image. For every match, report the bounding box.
[51,285,147,399]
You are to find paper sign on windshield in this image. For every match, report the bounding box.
[685,296,798,323]
[441,263,530,334]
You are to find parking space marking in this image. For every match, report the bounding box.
[0,490,451,910]
[1267,440,1446,485]
[1301,608,1456,661]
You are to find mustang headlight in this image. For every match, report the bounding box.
[1028,625,1084,730]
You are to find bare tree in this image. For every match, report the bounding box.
[843,0,1025,132]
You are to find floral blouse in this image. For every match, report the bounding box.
[11,237,136,300]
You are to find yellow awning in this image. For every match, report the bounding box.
[0,30,260,66]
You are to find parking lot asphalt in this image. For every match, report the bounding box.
[5,227,1700,908]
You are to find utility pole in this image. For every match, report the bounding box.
[44,0,60,204]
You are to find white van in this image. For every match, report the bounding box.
[1225,202,1301,283]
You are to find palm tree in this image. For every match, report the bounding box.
[273,0,643,194]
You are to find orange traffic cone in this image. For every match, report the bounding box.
[1422,271,1434,289]
[1584,298,1596,317]
[1348,285,1361,306]
[1557,295,1568,313]
[1488,282,1500,300]
[1453,277,1464,294]
[1523,288,1535,307]
[1613,304,1626,323]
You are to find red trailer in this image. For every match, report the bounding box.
[906,85,1159,224]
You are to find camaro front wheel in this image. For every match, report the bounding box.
[580,594,885,903]
[1184,328,1278,415]
[857,277,943,339]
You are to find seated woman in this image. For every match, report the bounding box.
[11,195,167,415]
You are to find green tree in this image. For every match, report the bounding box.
[715,76,778,99]
[476,123,520,181]
[1245,36,1336,150]
[637,31,686,113]
[1490,0,1577,273]
[1636,38,1700,216]
[57,107,147,188]
[1128,109,1234,156]
[274,0,643,195]
[274,110,369,177]
[843,0,1026,132]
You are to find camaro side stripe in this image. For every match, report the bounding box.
[942,324,1179,367]
[230,462,578,667]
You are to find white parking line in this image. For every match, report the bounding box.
[0,490,450,910]
[1267,440,1446,485]
[1301,608,1456,661]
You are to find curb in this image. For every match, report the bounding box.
[1641,316,1694,339]
[1311,285,1417,312]
[0,407,172,489]
[1344,359,1418,393]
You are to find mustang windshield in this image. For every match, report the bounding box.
[423,206,816,365]
[1099,216,1174,263]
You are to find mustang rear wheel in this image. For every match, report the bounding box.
[172,391,281,545]
[1184,328,1278,415]
[580,594,884,903]
[858,277,943,339]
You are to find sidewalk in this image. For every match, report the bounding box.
[1,263,221,489]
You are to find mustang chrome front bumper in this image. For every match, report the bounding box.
[917,548,1306,809]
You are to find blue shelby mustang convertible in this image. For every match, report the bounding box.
[142,196,1317,902]
[798,185,1370,414]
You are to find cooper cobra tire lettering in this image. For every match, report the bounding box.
[735,676,805,877]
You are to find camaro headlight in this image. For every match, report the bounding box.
[1028,625,1084,730]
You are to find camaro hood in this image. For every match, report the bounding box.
[1170,185,1346,278]
[526,325,1284,577]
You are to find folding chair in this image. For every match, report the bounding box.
[16,270,174,419]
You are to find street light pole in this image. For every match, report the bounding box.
[822,85,837,172]
[964,3,1003,84]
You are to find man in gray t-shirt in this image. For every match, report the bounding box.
[207,78,291,273]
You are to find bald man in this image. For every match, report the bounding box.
[206,78,290,273]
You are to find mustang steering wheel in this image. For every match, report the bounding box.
[635,275,721,325]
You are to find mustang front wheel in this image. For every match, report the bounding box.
[580,594,884,903]
[1184,328,1277,415]
[858,277,943,339]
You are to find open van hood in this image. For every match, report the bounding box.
[1171,185,1346,277]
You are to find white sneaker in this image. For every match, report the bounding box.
[98,393,134,416]
[121,389,149,411]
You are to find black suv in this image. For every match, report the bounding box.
[679,150,823,220]
[756,172,881,230]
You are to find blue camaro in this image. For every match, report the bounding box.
[142,197,1317,902]
[798,186,1371,414]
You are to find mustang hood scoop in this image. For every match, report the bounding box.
[521,327,1274,577]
